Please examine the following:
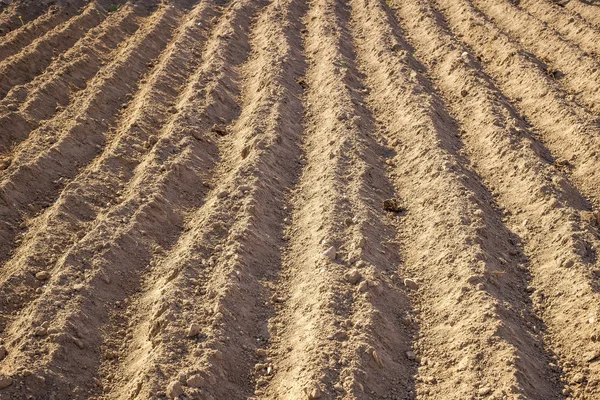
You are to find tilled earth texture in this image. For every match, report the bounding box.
[3,0,600,399]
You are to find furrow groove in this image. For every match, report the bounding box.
[261,0,415,398]
[349,0,562,397]
[471,0,600,115]
[394,0,600,397]
[0,1,106,100]
[0,3,178,267]
[0,3,140,157]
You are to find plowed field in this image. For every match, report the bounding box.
[1,0,600,398]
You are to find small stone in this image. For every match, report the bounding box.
[186,374,204,388]
[345,269,362,285]
[357,281,369,293]
[0,374,12,389]
[306,385,321,399]
[460,89,469,97]
[572,373,585,384]
[334,382,344,392]
[403,278,419,290]
[256,348,268,357]
[372,350,384,368]
[405,351,416,360]
[0,346,6,360]
[585,351,600,363]
[187,323,201,338]
[73,338,84,349]
[33,327,48,337]
[344,217,353,226]
[322,246,336,261]
[478,386,491,396]
[167,380,183,399]
[35,271,50,281]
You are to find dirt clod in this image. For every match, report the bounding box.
[187,323,201,338]
[0,375,12,389]
[345,269,361,284]
[403,278,419,290]
[35,271,50,281]
[322,246,336,261]
[186,374,203,388]
[383,198,405,212]
[166,381,183,399]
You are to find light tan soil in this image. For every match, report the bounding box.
[1,0,600,399]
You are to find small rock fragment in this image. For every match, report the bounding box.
[167,380,183,399]
[478,386,491,396]
[186,374,204,388]
[405,351,416,360]
[372,350,384,368]
[0,374,12,389]
[345,269,362,285]
[73,338,84,349]
[322,246,336,261]
[35,271,50,281]
[187,323,201,338]
[572,373,585,384]
[585,351,600,363]
[357,281,369,293]
[33,327,48,337]
[403,278,419,290]
[460,89,469,97]
[0,346,6,360]
[305,385,322,399]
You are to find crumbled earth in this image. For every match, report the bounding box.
[1,0,600,399]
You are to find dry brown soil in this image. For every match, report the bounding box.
[1,0,600,398]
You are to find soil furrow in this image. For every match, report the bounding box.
[434,0,600,207]
[470,0,600,115]
[519,0,600,60]
[260,0,415,398]
[100,2,306,397]
[395,0,600,397]
[0,4,140,157]
[565,0,600,28]
[0,1,106,101]
[0,3,178,268]
[0,0,214,358]
[348,0,564,397]
[0,1,259,398]
[0,0,81,36]
[0,3,77,61]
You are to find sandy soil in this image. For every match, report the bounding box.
[1,0,600,399]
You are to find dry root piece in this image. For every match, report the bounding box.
[383,198,405,213]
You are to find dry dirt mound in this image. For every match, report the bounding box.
[1,0,600,398]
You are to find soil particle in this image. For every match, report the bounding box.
[186,374,203,388]
[403,278,419,290]
[305,385,322,399]
[35,271,50,280]
[478,386,491,396]
[345,269,361,284]
[322,246,336,260]
[0,375,12,389]
[187,323,200,338]
[166,380,183,399]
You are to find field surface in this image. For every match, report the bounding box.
[2,0,600,398]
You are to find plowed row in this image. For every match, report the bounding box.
[1,0,600,399]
